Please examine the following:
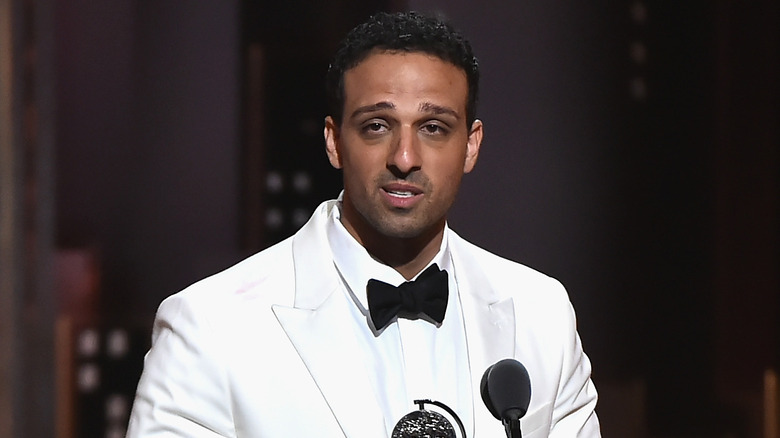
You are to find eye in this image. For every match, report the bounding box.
[361,121,389,135]
[420,122,448,136]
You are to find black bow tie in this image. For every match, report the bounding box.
[367,264,449,331]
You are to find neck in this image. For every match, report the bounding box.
[340,210,445,281]
[363,227,444,280]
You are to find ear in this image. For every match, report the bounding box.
[324,116,342,169]
[463,119,483,174]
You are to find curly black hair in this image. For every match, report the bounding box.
[325,11,480,127]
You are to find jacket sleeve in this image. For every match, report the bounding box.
[126,293,236,437]
[548,299,601,437]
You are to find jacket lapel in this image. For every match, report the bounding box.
[272,201,387,438]
[450,231,517,436]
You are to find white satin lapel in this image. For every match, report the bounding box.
[451,233,517,436]
[462,295,516,436]
[273,294,386,438]
[272,201,387,438]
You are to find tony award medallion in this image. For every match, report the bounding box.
[391,399,466,438]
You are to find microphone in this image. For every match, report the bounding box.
[480,359,531,438]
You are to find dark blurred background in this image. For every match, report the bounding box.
[1,0,777,437]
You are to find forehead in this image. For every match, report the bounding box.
[342,50,468,111]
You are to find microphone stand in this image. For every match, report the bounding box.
[504,419,521,438]
[502,408,523,438]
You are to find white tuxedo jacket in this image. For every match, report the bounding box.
[127,200,600,437]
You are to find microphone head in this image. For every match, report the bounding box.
[480,359,532,421]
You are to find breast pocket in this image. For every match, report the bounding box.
[519,402,552,438]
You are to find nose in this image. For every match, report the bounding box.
[387,126,422,175]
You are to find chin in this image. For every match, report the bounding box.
[375,220,440,241]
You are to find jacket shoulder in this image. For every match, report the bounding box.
[449,230,570,305]
[161,235,296,315]
[160,200,338,316]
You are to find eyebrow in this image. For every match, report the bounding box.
[349,102,396,120]
[349,101,461,121]
[419,102,460,119]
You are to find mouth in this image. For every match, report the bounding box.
[385,189,416,198]
[382,183,422,196]
[381,183,423,207]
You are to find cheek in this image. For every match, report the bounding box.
[341,156,376,189]
[442,173,464,194]
[344,149,386,175]
[432,154,468,179]
[435,161,467,196]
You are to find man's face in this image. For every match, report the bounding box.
[324,50,483,244]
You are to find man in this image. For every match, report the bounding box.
[127,11,600,437]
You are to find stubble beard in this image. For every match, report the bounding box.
[344,172,446,242]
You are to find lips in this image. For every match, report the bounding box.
[381,183,423,208]
[386,189,415,198]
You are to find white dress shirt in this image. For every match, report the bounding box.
[326,202,474,436]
